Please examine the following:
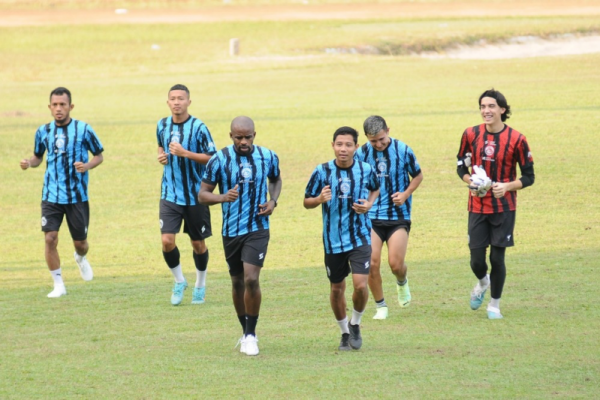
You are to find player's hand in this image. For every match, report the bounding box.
[492,182,509,198]
[319,185,332,204]
[20,159,30,170]
[157,152,168,165]
[73,161,88,173]
[222,184,239,202]
[352,199,372,214]
[391,191,408,206]
[258,199,276,216]
[168,142,186,157]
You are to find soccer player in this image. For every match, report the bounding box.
[157,84,216,306]
[304,126,380,351]
[356,116,423,320]
[20,87,104,298]
[456,89,535,319]
[199,116,282,356]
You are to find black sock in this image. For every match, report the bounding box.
[163,247,180,269]
[376,298,387,308]
[193,250,208,272]
[245,315,259,337]
[238,315,247,333]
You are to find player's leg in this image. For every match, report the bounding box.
[468,212,491,311]
[41,202,66,297]
[65,202,93,282]
[325,252,351,350]
[387,226,411,307]
[224,234,247,350]
[160,200,186,305]
[185,204,211,304]
[347,245,371,350]
[486,211,515,319]
[368,227,388,319]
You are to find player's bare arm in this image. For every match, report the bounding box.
[258,175,282,216]
[199,182,238,205]
[74,153,103,173]
[157,146,168,165]
[20,154,43,170]
[352,188,380,214]
[168,142,212,165]
[303,185,331,209]
[391,171,423,206]
[492,180,523,198]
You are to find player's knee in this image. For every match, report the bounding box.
[161,237,176,251]
[245,277,260,293]
[44,232,59,247]
[330,283,345,298]
[191,240,206,254]
[73,240,88,254]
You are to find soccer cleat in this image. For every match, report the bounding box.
[74,252,93,281]
[487,305,504,320]
[235,335,246,354]
[347,322,362,350]
[191,287,206,304]
[47,284,67,298]
[373,306,389,320]
[242,335,259,356]
[338,333,351,351]
[170,280,188,306]
[397,280,412,307]
[470,279,489,310]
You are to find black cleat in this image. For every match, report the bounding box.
[348,322,362,350]
[338,333,351,351]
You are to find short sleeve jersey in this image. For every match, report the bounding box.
[305,160,380,254]
[202,145,280,237]
[157,115,216,206]
[355,137,421,221]
[457,123,534,214]
[33,119,104,204]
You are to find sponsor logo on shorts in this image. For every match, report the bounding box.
[41,216,47,227]
[159,219,164,229]
[506,234,511,241]
[202,225,206,233]
[326,266,331,276]
[85,226,88,234]
[365,261,370,269]
[258,253,264,260]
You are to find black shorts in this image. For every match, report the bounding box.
[222,229,270,276]
[41,201,89,241]
[324,245,371,284]
[468,211,516,249]
[371,219,411,242]
[159,199,212,241]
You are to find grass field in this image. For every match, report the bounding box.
[1,3,599,399]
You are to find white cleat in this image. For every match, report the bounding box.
[242,335,259,356]
[236,335,247,354]
[74,252,93,281]
[47,284,67,298]
[373,306,389,320]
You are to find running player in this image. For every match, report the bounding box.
[456,89,535,319]
[20,87,104,298]
[199,116,282,356]
[356,116,423,320]
[304,126,380,351]
[157,84,216,306]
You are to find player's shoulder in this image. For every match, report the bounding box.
[36,121,53,134]
[255,145,278,157]
[156,116,171,128]
[505,124,526,139]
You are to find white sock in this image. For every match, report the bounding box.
[337,317,349,334]
[50,268,64,286]
[350,309,364,326]
[195,270,206,288]
[489,298,500,309]
[170,265,185,283]
[479,275,490,287]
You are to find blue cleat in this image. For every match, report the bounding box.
[171,280,188,306]
[470,281,489,310]
[191,287,206,304]
[487,306,504,320]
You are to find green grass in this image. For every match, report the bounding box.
[1,10,600,400]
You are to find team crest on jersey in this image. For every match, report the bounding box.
[41,217,47,227]
[170,131,181,143]
[483,140,496,162]
[376,157,388,178]
[54,132,66,154]
[239,163,254,184]
[338,177,352,199]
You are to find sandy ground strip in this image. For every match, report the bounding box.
[1,2,600,26]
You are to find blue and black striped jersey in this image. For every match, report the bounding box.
[157,115,216,206]
[203,145,280,237]
[305,160,379,254]
[355,138,421,221]
[33,119,104,204]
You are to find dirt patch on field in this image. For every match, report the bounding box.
[1,1,599,26]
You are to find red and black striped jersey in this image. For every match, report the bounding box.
[457,124,534,214]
